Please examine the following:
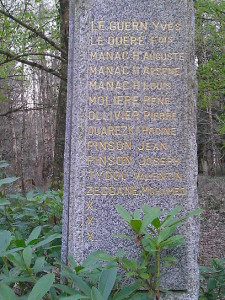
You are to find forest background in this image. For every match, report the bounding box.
[0,0,224,191]
[0,0,224,297]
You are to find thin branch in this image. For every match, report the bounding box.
[0,105,56,117]
[0,74,26,78]
[0,9,67,57]
[0,49,67,81]
[0,51,67,65]
[41,17,58,31]
[197,16,215,22]
[197,131,225,136]
[198,108,225,117]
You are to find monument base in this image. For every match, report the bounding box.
[161,291,198,300]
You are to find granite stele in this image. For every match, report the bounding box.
[62,0,199,298]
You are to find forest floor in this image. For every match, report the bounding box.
[198,175,225,265]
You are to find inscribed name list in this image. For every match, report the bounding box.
[85,15,186,246]
[63,0,198,294]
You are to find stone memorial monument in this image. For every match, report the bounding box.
[63,0,199,298]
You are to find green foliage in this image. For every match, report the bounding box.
[195,0,225,140]
[0,160,19,195]
[59,255,121,300]
[0,161,62,298]
[195,0,225,100]
[28,273,55,300]
[0,172,202,299]
[0,188,62,238]
[0,160,218,300]
[110,205,202,298]
[0,177,19,188]
[0,0,61,85]
[199,258,225,300]
[0,160,63,240]
[0,162,128,299]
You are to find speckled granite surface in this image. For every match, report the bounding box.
[62,0,199,298]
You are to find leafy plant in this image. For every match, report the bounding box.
[0,226,60,299]
[0,161,62,299]
[58,254,120,300]
[106,204,202,299]
[0,160,19,198]
[0,161,204,299]
[0,188,202,299]
[199,258,225,299]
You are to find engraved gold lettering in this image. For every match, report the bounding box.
[91,20,105,30]
[137,142,167,151]
[90,65,130,75]
[141,127,176,135]
[88,110,140,121]
[133,66,140,75]
[151,172,182,180]
[89,80,129,90]
[109,21,148,31]
[89,96,106,105]
[133,172,182,180]
[138,157,180,166]
[93,186,100,195]
[86,201,93,211]
[87,140,132,151]
[143,67,180,75]
[90,170,129,181]
[141,186,186,195]
[87,216,94,225]
[86,186,93,196]
[143,111,177,120]
[90,51,129,60]
[87,232,94,241]
[131,81,172,91]
[150,35,173,45]
[90,36,104,45]
[152,21,159,31]
[142,96,170,106]
[88,95,140,106]
[86,18,186,210]
[86,186,139,196]
[90,51,97,59]
[104,171,129,181]
[175,23,181,30]
[148,82,172,90]
[133,51,140,60]
[88,126,139,136]
[86,155,132,166]
[107,35,144,46]
[143,52,184,61]
[152,21,181,31]
[133,81,141,90]
[97,171,103,179]
[87,170,95,180]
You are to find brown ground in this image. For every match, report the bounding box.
[198,175,225,266]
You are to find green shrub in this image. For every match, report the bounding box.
[0,161,205,299]
[199,258,225,299]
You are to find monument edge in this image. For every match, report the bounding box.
[61,0,76,264]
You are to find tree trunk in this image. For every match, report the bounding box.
[8,90,19,177]
[52,0,69,187]
[20,80,26,193]
[207,104,217,176]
